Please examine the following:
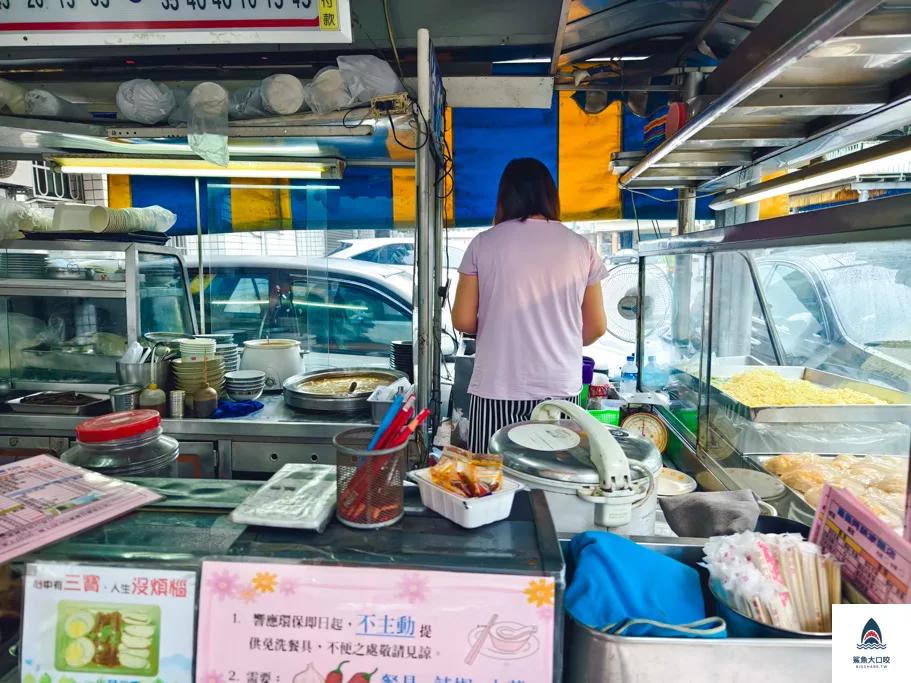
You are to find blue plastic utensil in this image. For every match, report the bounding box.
[367,392,404,451]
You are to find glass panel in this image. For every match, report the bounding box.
[138,253,194,337]
[2,247,125,281]
[291,277,412,370]
[4,295,127,386]
[704,246,910,530]
[756,242,911,392]
[642,254,705,438]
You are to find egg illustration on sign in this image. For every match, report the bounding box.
[55,602,161,676]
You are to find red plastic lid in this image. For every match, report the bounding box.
[76,409,161,443]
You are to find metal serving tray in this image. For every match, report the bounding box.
[6,392,109,415]
[688,365,911,423]
[564,541,832,683]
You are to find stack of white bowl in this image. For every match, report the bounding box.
[225,370,266,402]
[172,357,226,399]
[179,338,216,363]
[216,343,240,372]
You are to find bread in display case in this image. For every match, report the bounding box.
[0,241,197,393]
[638,195,911,534]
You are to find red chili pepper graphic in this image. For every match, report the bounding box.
[326,660,349,683]
[347,669,377,683]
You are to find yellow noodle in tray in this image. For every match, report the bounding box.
[718,369,886,407]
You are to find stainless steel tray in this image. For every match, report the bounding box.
[283,367,407,413]
[565,540,832,683]
[685,365,911,423]
[6,392,110,415]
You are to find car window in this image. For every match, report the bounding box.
[761,264,828,364]
[205,273,270,337]
[385,244,414,265]
[351,248,383,264]
[292,278,411,357]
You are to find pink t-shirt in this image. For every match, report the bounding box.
[458,219,608,400]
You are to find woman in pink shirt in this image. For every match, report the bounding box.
[452,158,609,452]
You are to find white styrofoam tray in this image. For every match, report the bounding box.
[409,467,520,529]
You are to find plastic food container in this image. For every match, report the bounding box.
[410,467,520,528]
[230,464,337,532]
[62,409,180,477]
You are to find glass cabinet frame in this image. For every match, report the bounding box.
[637,194,911,533]
[0,240,198,393]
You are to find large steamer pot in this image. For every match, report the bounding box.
[489,404,662,536]
[240,339,303,390]
[284,367,407,413]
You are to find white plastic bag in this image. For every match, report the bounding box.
[170,82,229,167]
[0,78,26,115]
[230,74,305,120]
[338,55,404,104]
[116,79,176,125]
[0,197,51,239]
[23,89,93,121]
[302,67,354,115]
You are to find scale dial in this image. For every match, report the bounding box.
[621,412,669,453]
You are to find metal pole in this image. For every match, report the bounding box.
[415,28,436,428]
[195,177,205,334]
[677,187,697,235]
[745,166,761,223]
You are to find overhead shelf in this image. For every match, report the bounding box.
[0,107,417,167]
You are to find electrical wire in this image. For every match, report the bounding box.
[383,0,406,82]
[624,186,717,202]
[342,105,374,129]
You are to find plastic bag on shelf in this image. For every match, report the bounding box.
[0,197,51,239]
[338,55,404,104]
[23,89,94,121]
[116,79,176,125]
[302,67,354,115]
[0,78,26,115]
[170,82,230,167]
[230,74,305,120]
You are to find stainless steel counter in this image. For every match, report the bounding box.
[0,394,369,441]
[0,394,373,478]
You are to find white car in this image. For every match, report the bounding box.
[329,237,465,271]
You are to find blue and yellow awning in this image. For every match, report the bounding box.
[109,92,710,235]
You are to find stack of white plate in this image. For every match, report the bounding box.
[179,338,216,362]
[195,333,235,344]
[225,370,266,402]
[216,343,240,372]
[171,357,226,396]
[1,252,48,279]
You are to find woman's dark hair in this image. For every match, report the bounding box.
[493,158,561,224]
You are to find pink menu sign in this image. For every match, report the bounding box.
[0,455,160,564]
[197,561,556,683]
[810,485,911,604]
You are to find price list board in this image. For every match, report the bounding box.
[0,0,352,47]
[0,455,160,564]
[810,485,911,605]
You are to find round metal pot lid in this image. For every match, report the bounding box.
[489,419,662,486]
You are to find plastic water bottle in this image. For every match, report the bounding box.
[620,355,638,395]
[641,355,669,391]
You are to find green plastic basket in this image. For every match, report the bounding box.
[588,409,620,426]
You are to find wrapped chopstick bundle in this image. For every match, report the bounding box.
[702,531,841,633]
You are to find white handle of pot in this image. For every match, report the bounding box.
[530,399,632,492]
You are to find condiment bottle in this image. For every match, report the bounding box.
[139,382,167,418]
[194,382,218,418]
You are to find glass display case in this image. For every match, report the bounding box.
[0,241,197,392]
[639,195,911,534]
